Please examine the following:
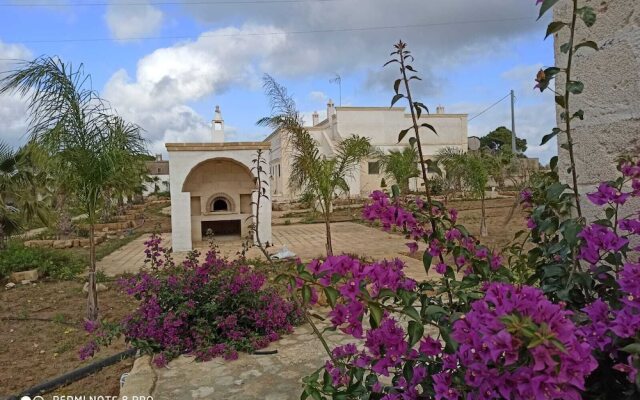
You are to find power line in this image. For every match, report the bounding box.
[468,92,511,122]
[0,0,341,6]
[7,16,532,44]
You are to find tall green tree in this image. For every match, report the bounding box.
[0,140,51,246]
[259,74,371,256]
[436,147,493,236]
[480,126,527,153]
[0,57,145,320]
[375,146,419,194]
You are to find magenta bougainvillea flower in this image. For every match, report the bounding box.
[586,182,630,206]
[443,283,597,400]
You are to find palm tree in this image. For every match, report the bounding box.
[376,146,419,194]
[0,140,51,247]
[259,74,371,256]
[436,147,491,236]
[0,57,145,320]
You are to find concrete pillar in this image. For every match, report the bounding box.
[554,0,640,222]
[170,192,192,252]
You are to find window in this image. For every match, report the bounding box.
[157,167,161,174]
[368,161,380,175]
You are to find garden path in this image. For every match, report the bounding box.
[97,222,428,280]
[120,320,357,400]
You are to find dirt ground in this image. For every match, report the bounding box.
[0,201,171,398]
[0,280,136,397]
[0,197,524,398]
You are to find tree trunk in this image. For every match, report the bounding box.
[86,223,98,321]
[324,215,333,256]
[480,193,488,237]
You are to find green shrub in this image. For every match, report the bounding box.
[0,242,85,280]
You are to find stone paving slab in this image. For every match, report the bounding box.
[98,222,427,280]
[120,322,357,400]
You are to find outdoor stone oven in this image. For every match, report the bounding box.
[166,142,272,252]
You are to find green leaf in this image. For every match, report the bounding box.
[540,128,561,146]
[537,0,560,20]
[393,79,402,94]
[572,110,585,120]
[439,325,458,353]
[391,93,404,107]
[550,156,558,171]
[402,306,421,322]
[323,287,339,308]
[426,159,442,176]
[560,42,571,54]
[567,81,584,94]
[302,285,312,305]
[407,320,424,347]
[546,182,568,201]
[398,128,411,143]
[545,21,566,38]
[422,251,433,274]
[420,123,438,135]
[391,184,401,198]
[575,40,599,52]
[621,343,640,354]
[555,95,566,108]
[425,305,447,319]
[577,6,597,27]
[562,219,582,247]
[408,137,417,147]
[369,303,383,328]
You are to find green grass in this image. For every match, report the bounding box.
[0,241,86,280]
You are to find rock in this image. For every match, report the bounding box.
[72,239,80,248]
[82,282,109,294]
[9,269,39,283]
[53,240,73,249]
[21,280,32,285]
[5,282,15,289]
[79,239,91,247]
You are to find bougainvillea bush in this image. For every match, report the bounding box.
[284,0,640,397]
[290,155,639,399]
[80,235,303,366]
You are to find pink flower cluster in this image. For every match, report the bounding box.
[441,283,597,400]
[81,236,303,364]
[362,190,426,240]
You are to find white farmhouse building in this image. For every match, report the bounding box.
[264,101,468,202]
[143,154,170,197]
[166,106,272,252]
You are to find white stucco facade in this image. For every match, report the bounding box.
[166,142,272,252]
[265,102,468,201]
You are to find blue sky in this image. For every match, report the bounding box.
[0,0,557,163]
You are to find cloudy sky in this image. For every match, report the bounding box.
[0,0,557,163]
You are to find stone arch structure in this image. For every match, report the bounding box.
[166,143,271,251]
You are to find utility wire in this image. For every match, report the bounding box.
[0,0,340,6]
[7,17,532,44]
[468,93,511,122]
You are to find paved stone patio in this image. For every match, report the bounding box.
[98,222,427,280]
[120,321,357,400]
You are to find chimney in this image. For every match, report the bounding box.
[312,111,319,126]
[327,99,336,120]
[436,105,445,114]
[155,154,162,161]
[212,105,224,142]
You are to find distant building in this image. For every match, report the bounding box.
[264,101,469,202]
[143,154,170,196]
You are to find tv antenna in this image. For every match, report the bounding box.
[330,73,342,106]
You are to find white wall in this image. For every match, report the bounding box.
[167,144,272,252]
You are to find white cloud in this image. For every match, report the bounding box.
[103,24,288,153]
[0,40,32,149]
[105,1,163,40]
[309,90,327,103]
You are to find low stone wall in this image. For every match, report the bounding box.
[25,233,108,249]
